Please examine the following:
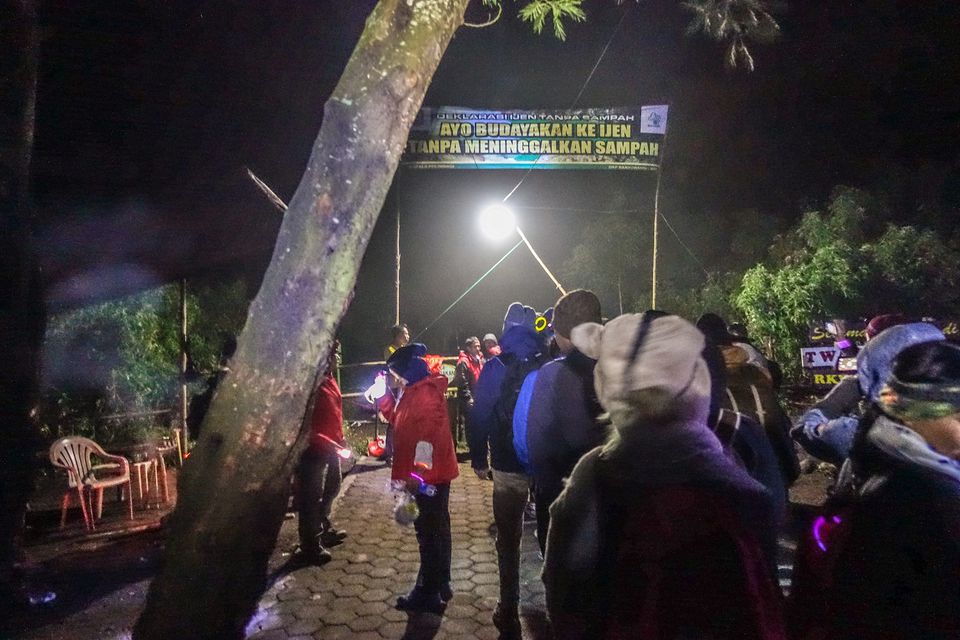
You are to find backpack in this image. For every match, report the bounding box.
[492,352,543,467]
[512,370,540,474]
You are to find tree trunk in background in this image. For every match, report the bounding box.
[0,0,44,604]
[134,1,469,637]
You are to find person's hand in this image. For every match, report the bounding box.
[474,467,492,481]
[404,477,421,493]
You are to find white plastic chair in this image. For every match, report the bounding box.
[49,437,134,530]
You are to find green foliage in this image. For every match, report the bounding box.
[734,186,960,376]
[518,0,586,40]
[491,0,778,65]
[657,272,741,322]
[40,280,249,444]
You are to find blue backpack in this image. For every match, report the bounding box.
[511,370,539,474]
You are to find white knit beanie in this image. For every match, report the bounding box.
[571,313,711,424]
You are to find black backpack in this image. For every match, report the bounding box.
[492,352,544,455]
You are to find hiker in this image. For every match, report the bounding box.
[543,312,786,640]
[482,332,502,359]
[383,323,410,361]
[523,289,607,555]
[697,313,800,487]
[790,340,960,638]
[703,335,788,524]
[468,302,545,637]
[792,317,943,465]
[452,336,484,443]
[294,342,347,565]
[379,323,410,464]
[378,343,459,614]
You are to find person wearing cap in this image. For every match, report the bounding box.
[790,340,960,638]
[792,320,945,465]
[378,343,459,614]
[542,312,786,640]
[469,302,545,637]
[293,342,346,565]
[482,333,502,359]
[524,290,606,555]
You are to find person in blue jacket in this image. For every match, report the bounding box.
[468,302,544,637]
[522,290,606,555]
[792,322,944,464]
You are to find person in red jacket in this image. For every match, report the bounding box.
[379,343,459,615]
[296,343,346,565]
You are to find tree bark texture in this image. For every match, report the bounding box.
[134,1,469,637]
[0,0,44,599]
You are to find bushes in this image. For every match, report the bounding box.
[40,280,249,445]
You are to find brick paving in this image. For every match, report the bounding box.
[246,459,549,640]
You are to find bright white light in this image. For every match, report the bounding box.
[363,373,387,403]
[478,203,516,241]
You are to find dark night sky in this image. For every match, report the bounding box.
[29,0,960,360]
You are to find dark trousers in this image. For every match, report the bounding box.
[414,483,451,594]
[534,481,563,557]
[383,423,395,459]
[297,447,342,552]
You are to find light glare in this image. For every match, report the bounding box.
[478,204,516,241]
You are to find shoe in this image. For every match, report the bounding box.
[493,603,521,638]
[439,582,453,602]
[396,588,446,615]
[320,528,347,547]
[291,545,332,566]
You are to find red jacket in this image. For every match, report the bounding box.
[379,375,459,485]
[307,375,343,454]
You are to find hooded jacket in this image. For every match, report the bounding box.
[790,414,960,639]
[792,323,945,464]
[468,320,544,472]
[543,314,785,640]
[379,374,459,486]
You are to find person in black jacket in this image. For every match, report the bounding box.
[790,340,960,639]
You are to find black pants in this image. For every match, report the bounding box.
[534,481,563,557]
[414,483,451,594]
[297,448,342,552]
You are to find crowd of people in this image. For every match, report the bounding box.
[294,297,960,639]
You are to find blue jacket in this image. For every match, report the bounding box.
[792,323,945,464]
[526,349,606,496]
[468,325,543,472]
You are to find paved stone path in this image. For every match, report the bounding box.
[245,459,549,640]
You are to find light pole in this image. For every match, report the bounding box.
[478,204,567,296]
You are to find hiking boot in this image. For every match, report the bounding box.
[396,588,445,615]
[493,602,521,638]
[439,582,454,602]
[320,527,347,547]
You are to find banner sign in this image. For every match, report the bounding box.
[402,106,668,171]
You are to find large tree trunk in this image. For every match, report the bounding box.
[134,1,469,637]
[0,0,44,603]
